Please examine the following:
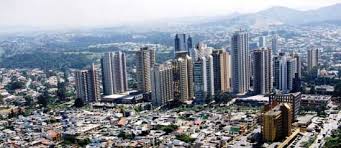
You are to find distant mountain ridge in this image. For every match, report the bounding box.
[195,3,341,28]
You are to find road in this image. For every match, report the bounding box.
[310,102,341,148]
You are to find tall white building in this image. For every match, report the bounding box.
[101,52,128,95]
[307,48,319,71]
[193,43,214,103]
[194,57,208,102]
[75,64,101,102]
[253,47,272,94]
[274,53,297,93]
[151,62,174,107]
[272,35,278,53]
[291,53,302,78]
[259,36,266,47]
[231,30,250,94]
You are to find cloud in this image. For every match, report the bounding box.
[0,0,339,28]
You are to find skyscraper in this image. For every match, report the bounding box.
[173,52,194,102]
[307,48,319,71]
[194,57,208,102]
[195,42,212,58]
[212,49,231,94]
[231,30,250,94]
[151,62,174,107]
[259,36,266,47]
[271,35,278,53]
[276,55,288,92]
[101,52,128,95]
[253,47,272,94]
[174,33,192,56]
[262,103,292,142]
[286,58,297,91]
[136,47,156,93]
[292,53,302,78]
[187,35,193,51]
[192,43,215,103]
[274,53,297,93]
[75,64,101,103]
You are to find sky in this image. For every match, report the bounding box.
[0,0,340,28]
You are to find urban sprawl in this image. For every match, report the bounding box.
[0,29,341,148]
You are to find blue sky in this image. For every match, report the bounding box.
[0,0,340,28]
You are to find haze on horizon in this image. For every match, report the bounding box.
[0,0,340,29]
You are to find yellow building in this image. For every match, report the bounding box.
[262,103,292,142]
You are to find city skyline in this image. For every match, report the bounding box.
[0,1,341,147]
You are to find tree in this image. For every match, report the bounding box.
[37,90,50,108]
[154,124,179,134]
[118,131,135,140]
[7,109,15,119]
[334,82,341,97]
[57,82,67,101]
[325,129,341,148]
[0,94,4,104]
[310,86,316,94]
[176,134,195,143]
[24,95,33,106]
[62,68,69,83]
[74,98,84,108]
[214,92,233,103]
[5,81,25,92]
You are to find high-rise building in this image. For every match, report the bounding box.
[274,54,286,91]
[75,64,101,103]
[259,36,266,47]
[269,92,301,121]
[271,35,278,53]
[231,30,250,94]
[187,35,193,51]
[195,42,213,58]
[194,57,208,102]
[193,56,214,103]
[173,52,194,102]
[151,62,174,107]
[206,55,214,98]
[174,34,192,56]
[175,34,187,53]
[136,47,156,93]
[212,49,231,94]
[101,52,128,95]
[292,73,301,93]
[307,48,319,71]
[292,53,302,78]
[253,47,272,94]
[262,103,292,142]
[286,58,297,91]
[274,53,297,93]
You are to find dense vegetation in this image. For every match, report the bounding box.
[154,124,179,134]
[324,129,341,148]
[5,81,25,92]
[0,52,94,69]
[176,134,195,143]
